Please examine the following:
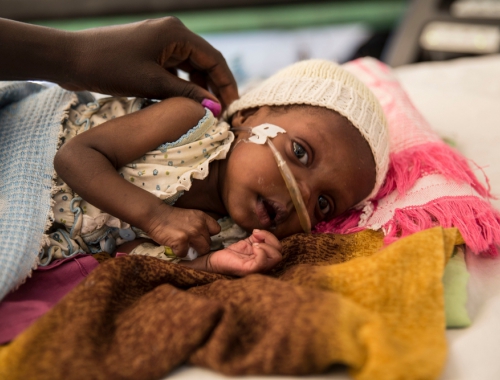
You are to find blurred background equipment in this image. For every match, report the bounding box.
[383,0,500,66]
[0,0,406,85]
[5,1,499,77]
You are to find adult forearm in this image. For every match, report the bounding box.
[0,17,238,103]
[0,18,76,84]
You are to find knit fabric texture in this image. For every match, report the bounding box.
[0,82,77,300]
[1,227,459,380]
[226,59,390,205]
[316,57,500,256]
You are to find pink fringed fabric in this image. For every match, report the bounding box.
[315,57,500,256]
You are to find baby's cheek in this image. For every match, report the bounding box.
[275,219,303,239]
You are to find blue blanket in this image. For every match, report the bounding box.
[0,82,77,299]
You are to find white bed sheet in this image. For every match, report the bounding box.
[167,55,500,380]
[395,55,500,380]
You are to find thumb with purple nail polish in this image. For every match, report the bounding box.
[201,98,222,118]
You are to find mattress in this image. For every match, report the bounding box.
[169,55,500,380]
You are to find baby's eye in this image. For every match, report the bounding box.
[293,142,308,165]
[318,196,331,215]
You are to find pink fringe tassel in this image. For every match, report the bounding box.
[314,209,364,234]
[378,142,492,199]
[316,196,500,256]
[319,57,500,255]
[383,197,500,257]
[314,141,500,256]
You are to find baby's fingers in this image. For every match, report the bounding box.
[251,229,282,252]
[176,212,220,256]
[204,214,222,236]
[252,242,282,271]
[166,230,192,258]
[167,227,210,257]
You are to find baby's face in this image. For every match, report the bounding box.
[221,106,376,239]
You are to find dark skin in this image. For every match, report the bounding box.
[119,228,281,276]
[55,98,376,275]
[2,17,376,275]
[55,97,282,275]
[0,17,238,107]
[55,98,219,255]
[225,105,377,238]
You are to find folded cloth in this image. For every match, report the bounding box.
[0,227,461,380]
[0,254,99,345]
[316,58,500,257]
[443,247,471,328]
[0,82,78,300]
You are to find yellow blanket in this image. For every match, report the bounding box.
[0,227,461,380]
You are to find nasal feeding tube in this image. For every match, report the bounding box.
[232,124,312,234]
[173,123,311,261]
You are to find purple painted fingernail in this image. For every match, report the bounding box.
[201,98,221,117]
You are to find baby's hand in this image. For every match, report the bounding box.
[146,205,221,258]
[206,229,282,276]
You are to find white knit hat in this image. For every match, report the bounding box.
[226,59,390,205]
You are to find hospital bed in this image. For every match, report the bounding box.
[174,9,500,377]
[3,1,500,379]
[166,53,500,380]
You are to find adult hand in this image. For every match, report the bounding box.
[68,17,238,107]
[1,17,238,108]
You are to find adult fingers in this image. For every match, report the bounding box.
[166,67,178,77]
[204,214,222,236]
[151,64,218,103]
[188,70,209,91]
[182,33,239,107]
[175,68,215,105]
[194,58,238,109]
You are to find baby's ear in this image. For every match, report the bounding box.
[230,107,260,127]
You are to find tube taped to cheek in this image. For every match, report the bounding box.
[161,122,311,262]
[247,123,312,233]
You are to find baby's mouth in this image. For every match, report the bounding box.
[255,196,287,229]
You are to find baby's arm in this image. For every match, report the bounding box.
[180,229,282,276]
[54,97,220,257]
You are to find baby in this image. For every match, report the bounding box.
[46,59,389,276]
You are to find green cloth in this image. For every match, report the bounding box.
[443,247,471,328]
[32,1,406,33]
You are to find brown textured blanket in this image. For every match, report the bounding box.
[0,227,461,380]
